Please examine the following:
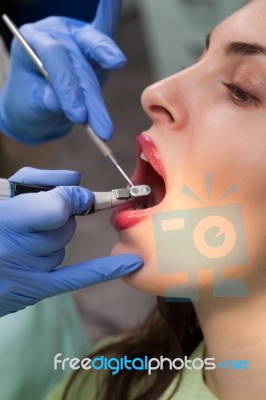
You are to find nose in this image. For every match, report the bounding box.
[141,73,189,130]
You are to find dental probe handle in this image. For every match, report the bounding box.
[2,14,134,188]
[84,125,134,187]
[2,14,49,80]
[0,179,133,215]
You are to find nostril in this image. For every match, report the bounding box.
[150,105,175,123]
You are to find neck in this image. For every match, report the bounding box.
[194,292,266,400]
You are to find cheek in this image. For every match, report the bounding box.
[179,109,266,206]
[111,112,266,298]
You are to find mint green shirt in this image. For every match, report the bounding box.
[45,340,217,400]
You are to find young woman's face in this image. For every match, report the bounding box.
[111,0,266,299]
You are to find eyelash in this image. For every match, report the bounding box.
[222,81,259,107]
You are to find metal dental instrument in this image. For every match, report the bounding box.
[0,179,151,215]
[82,185,151,215]
[1,14,134,188]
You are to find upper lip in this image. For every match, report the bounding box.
[132,133,166,186]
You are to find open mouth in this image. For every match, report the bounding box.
[111,133,166,230]
[130,136,166,209]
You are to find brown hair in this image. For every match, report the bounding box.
[62,297,202,400]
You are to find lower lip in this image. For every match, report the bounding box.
[111,203,152,230]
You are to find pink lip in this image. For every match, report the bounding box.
[134,133,166,182]
[111,133,166,230]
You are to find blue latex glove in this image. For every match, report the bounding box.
[0,167,143,317]
[0,0,125,144]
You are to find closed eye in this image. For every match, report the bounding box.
[222,81,259,107]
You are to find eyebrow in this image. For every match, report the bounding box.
[205,31,266,57]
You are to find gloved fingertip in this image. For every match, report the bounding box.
[111,59,127,69]
[92,42,127,69]
[67,171,82,185]
[43,86,61,112]
[113,254,144,271]
[103,53,127,68]
[90,118,113,141]
[67,104,87,124]
[126,260,144,272]
[71,187,95,215]
[99,129,113,141]
[51,186,94,220]
[86,127,112,141]
[85,189,95,207]
[110,50,127,68]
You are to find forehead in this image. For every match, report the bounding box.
[213,0,266,45]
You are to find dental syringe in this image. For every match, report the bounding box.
[0,179,151,215]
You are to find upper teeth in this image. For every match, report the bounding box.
[140,152,148,162]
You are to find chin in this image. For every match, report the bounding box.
[111,216,221,301]
[111,237,179,296]
[112,239,216,303]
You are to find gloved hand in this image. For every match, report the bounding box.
[0,167,143,317]
[0,0,125,144]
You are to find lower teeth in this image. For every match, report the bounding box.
[147,199,153,208]
[134,204,143,210]
[128,204,144,211]
[129,197,153,210]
